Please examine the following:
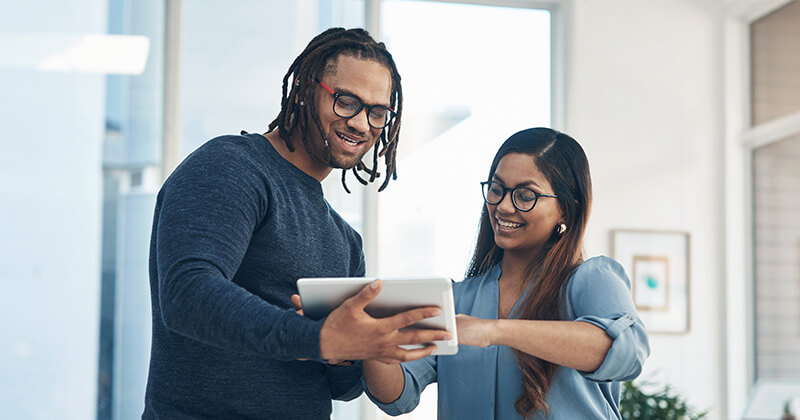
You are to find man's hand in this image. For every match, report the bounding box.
[318,279,451,364]
[290,294,352,366]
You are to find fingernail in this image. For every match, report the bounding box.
[431,309,441,316]
[370,280,379,289]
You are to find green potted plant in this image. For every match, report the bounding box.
[620,380,708,420]
[783,400,798,420]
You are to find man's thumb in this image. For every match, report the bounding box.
[347,279,382,309]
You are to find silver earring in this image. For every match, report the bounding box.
[556,223,567,235]
[299,100,304,106]
[295,79,301,87]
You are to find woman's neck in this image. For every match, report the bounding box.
[499,249,542,288]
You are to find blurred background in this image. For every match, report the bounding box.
[0,0,798,419]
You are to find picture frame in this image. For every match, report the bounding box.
[611,229,690,334]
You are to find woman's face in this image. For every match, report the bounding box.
[486,152,563,258]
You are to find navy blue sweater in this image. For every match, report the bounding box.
[143,133,365,419]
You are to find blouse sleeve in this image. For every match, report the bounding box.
[566,256,650,382]
[363,355,438,416]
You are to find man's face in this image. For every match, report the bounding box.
[306,54,392,170]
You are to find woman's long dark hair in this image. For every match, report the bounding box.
[268,27,403,192]
[465,127,593,418]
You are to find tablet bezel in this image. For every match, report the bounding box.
[296,276,458,355]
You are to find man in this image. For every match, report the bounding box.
[143,28,450,419]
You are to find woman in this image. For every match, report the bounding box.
[363,127,650,419]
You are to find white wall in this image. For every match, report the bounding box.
[565,0,725,418]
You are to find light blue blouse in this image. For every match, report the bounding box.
[365,256,650,419]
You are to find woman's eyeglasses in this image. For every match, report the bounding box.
[480,181,557,212]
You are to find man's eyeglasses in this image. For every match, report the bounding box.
[480,181,558,212]
[317,79,395,129]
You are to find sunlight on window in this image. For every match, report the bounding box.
[0,33,150,74]
[378,1,551,281]
[374,2,551,419]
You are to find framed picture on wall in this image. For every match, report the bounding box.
[611,229,690,334]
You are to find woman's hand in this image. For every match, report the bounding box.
[290,293,305,317]
[456,314,496,348]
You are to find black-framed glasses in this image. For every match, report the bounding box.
[480,181,558,212]
[317,79,395,129]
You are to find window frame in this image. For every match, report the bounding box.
[723,0,800,417]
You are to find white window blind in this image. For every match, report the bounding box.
[753,134,800,379]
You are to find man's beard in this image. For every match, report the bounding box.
[301,132,366,170]
[328,141,366,170]
[304,108,370,169]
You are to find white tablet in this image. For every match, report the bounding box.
[296,276,458,355]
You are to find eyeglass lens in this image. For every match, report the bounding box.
[334,94,392,128]
[482,181,539,211]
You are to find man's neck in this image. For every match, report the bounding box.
[262,131,333,182]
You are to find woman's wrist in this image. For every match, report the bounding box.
[491,319,507,347]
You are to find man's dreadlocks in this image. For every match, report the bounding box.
[267,27,403,192]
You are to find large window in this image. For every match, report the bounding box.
[371,2,553,419]
[728,1,800,418]
[0,1,151,419]
[376,0,552,280]
[750,0,800,382]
